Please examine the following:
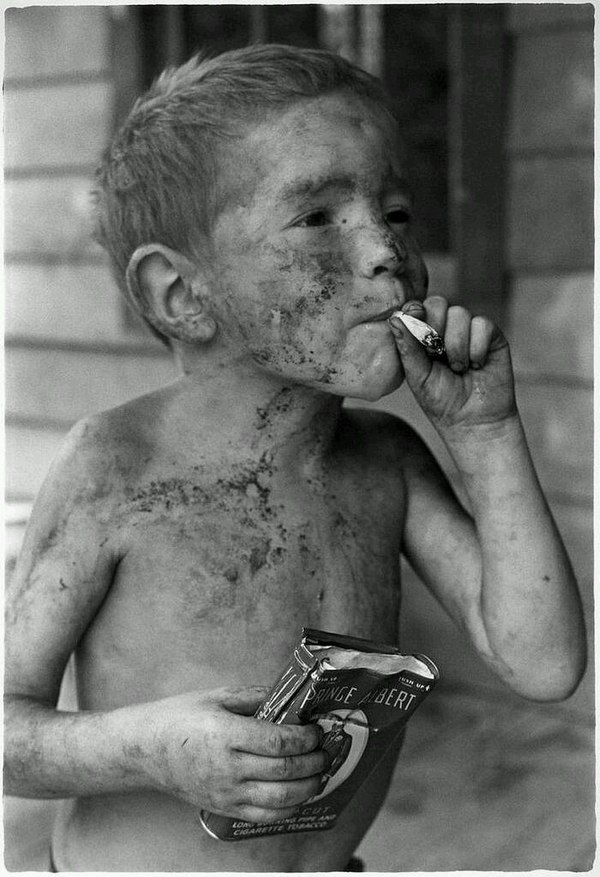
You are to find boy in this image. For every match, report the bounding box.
[4,44,586,872]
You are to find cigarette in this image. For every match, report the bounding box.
[390,311,445,356]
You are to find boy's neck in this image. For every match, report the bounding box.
[170,352,344,470]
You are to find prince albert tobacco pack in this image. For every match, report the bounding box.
[199,628,439,840]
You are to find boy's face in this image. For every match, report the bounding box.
[207,91,428,400]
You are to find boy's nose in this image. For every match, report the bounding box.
[355,227,407,279]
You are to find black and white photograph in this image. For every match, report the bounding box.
[3,2,595,872]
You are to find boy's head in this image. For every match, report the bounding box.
[93,43,394,345]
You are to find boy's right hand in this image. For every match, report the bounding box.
[136,686,328,823]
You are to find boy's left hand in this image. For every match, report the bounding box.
[389,296,517,438]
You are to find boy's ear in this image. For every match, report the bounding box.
[126,244,217,344]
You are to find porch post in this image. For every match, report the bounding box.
[448,5,506,324]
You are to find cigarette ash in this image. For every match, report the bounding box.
[422,332,445,356]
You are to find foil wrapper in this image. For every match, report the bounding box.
[199,628,439,841]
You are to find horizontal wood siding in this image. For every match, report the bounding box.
[508,273,593,382]
[515,383,593,504]
[505,8,594,496]
[4,81,113,171]
[396,5,594,713]
[5,6,109,80]
[5,263,124,343]
[4,7,167,503]
[504,5,593,712]
[507,30,593,153]
[5,176,104,259]
[7,347,177,426]
[5,426,69,501]
[507,3,594,32]
[507,156,594,271]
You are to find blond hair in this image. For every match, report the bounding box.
[93,43,392,343]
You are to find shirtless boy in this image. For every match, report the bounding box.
[4,45,586,872]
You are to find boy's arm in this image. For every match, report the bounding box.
[5,419,327,822]
[390,298,586,701]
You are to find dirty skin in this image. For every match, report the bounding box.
[7,92,427,872]
[248,246,350,387]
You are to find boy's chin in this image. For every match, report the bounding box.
[336,343,406,402]
[341,367,405,403]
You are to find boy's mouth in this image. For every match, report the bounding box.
[365,306,401,323]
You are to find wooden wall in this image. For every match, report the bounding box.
[368,4,594,717]
[4,5,594,714]
[504,3,594,712]
[4,6,174,508]
[4,4,452,506]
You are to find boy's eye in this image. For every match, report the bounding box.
[295,210,330,228]
[385,208,412,225]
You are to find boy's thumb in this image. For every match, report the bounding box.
[219,685,271,716]
[388,315,432,378]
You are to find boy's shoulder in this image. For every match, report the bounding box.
[46,391,167,506]
[16,390,179,580]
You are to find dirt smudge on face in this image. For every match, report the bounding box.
[317,281,335,302]
[321,365,339,384]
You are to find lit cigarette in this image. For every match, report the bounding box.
[390,311,445,357]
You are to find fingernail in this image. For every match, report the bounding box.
[388,316,403,330]
[401,301,426,318]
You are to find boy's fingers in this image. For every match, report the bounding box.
[388,316,432,380]
[244,775,323,810]
[469,315,496,368]
[240,748,330,782]
[236,804,300,825]
[234,720,321,757]
[422,295,449,336]
[399,299,426,321]
[218,686,271,716]
[444,306,471,373]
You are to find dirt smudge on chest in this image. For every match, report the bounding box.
[255,388,293,431]
[123,451,277,524]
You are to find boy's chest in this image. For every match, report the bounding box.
[108,466,404,673]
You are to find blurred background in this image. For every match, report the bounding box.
[4,3,594,871]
